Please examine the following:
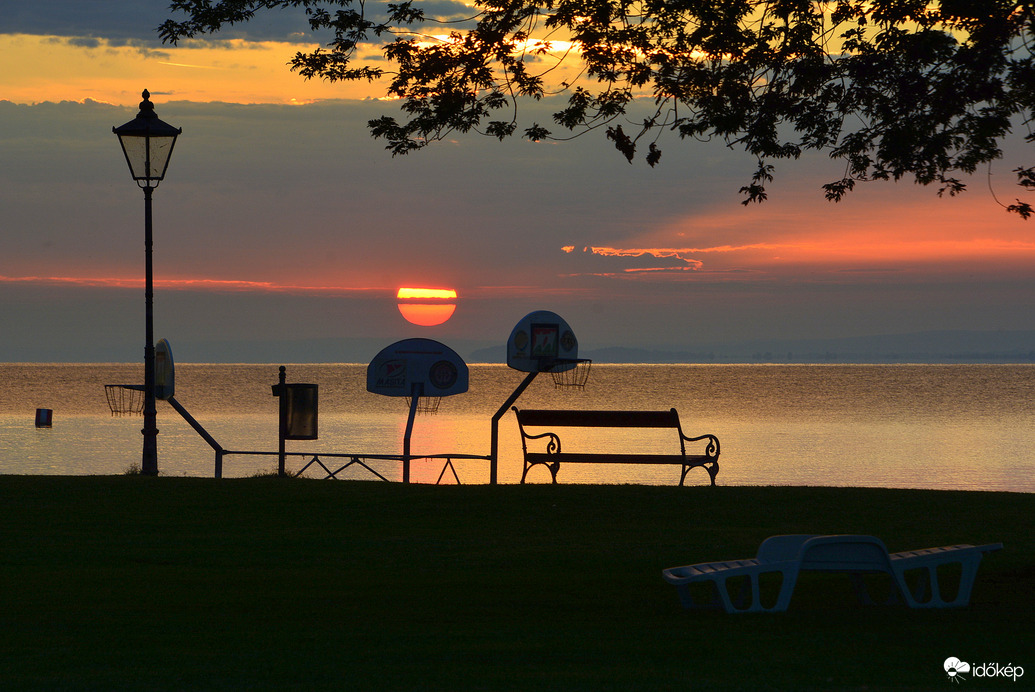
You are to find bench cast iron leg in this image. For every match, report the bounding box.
[679,463,718,486]
[519,461,560,484]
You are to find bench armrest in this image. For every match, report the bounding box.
[520,430,562,455]
[680,432,720,459]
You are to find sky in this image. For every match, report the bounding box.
[2,0,1034,363]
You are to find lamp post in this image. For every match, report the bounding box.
[113,90,181,476]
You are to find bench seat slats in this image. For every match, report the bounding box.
[889,545,983,560]
[524,452,711,465]
[690,559,761,575]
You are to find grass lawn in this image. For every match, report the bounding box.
[0,476,1030,691]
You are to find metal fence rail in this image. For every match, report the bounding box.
[162,396,490,482]
[219,450,492,484]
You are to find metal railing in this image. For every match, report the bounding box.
[164,395,490,483]
[217,450,491,484]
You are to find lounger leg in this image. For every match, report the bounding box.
[724,569,799,613]
[924,566,938,604]
[850,573,875,605]
[673,581,723,610]
[770,568,799,612]
[673,584,693,609]
[910,558,983,607]
[726,576,752,610]
[714,577,740,613]
[950,558,983,607]
[893,560,979,608]
[671,575,741,613]
[849,572,901,606]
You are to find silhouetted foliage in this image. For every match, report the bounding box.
[160,1,1034,214]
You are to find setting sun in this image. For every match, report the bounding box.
[396,287,458,326]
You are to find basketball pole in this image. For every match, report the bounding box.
[402,383,422,483]
[276,366,287,477]
[489,371,539,485]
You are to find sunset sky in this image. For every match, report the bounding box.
[2,0,1034,363]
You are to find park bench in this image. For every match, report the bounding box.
[512,407,720,486]
[662,534,1004,613]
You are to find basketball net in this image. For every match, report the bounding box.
[549,358,591,390]
[405,395,442,415]
[104,384,145,417]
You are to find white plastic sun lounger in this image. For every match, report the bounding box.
[662,534,1002,613]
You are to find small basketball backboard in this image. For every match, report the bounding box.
[506,310,579,373]
[155,338,175,400]
[367,338,469,398]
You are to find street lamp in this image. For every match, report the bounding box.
[113,89,181,476]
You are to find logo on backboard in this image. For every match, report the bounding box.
[375,359,407,390]
[429,360,458,391]
[560,329,577,353]
[531,324,559,358]
[512,329,529,357]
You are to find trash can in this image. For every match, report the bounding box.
[35,408,53,428]
[283,384,318,440]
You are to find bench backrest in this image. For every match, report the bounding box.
[514,408,681,429]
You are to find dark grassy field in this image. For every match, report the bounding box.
[0,476,1030,691]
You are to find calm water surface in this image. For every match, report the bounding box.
[1,363,1032,491]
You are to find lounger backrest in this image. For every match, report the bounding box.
[798,535,893,572]
[756,534,816,563]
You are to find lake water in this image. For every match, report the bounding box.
[1,363,1032,491]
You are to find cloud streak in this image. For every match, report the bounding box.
[560,234,1035,280]
[0,274,386,295]
[561,246,706,275]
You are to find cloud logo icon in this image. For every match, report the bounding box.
[944,657,971,683]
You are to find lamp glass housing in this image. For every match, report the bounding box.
[113,90,181,185]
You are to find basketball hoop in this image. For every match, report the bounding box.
[105,384,145,417]
[405,395,442,415]
[549,358,592,389]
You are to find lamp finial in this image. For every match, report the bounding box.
[138,90,156,118]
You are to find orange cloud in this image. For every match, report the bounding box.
[560,230,1035,281]
[561,246,706,273]
[0,34,384,106]
[564,186,1035,282]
